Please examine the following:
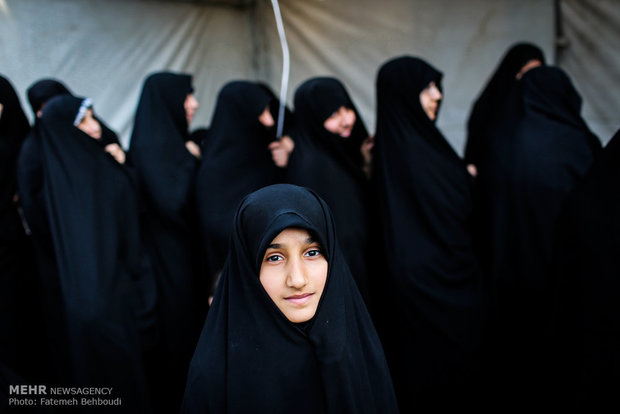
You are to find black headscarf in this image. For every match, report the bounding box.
[465,42,546,166]
[373,56,485,411]
[287,77,374,301]
[182,184,398,414]
[550,129,620,409]
[128,71,204,412]
[27,78,73,115]
[39,95,158,412]
[196,80,282,291]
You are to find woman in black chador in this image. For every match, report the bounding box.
[475,66,601,405]
[0,74,43,384]
[18,79,73,240]
[196,80,283,297]
[372,56,485,411]
[39,95,157,412]
[128,71,204,411]
[287,77,375,304]
[551,129,620,411]
[15,78,75,384]
[464,42,545,174]
[182,184,398,413]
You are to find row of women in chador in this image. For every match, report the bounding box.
[1,39,615,412]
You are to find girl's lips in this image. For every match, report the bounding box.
[340,128,352,138]
[285,293,313,305]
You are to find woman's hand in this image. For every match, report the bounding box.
[185,140,202,159]
[361,135,375,178]
[105,143,126,164]
[269,135,295,168]
[466,164,477,177]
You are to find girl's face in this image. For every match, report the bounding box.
[184,93,199,124]
[323,106,356,138]
[419,81,442,121]
[259,228,328,323]
[77,108,102,140]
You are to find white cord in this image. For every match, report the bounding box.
[270,0,289,139]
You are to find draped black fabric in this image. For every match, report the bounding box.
[477,65,601,318]
[373,56,485,411]
[474,66,601,406]
[39,95,158,412]
[18,79,72,240]
[182,184,398,414]
[15,78,73,385]
[128,71,203,411]
[129,71,199,220]
[465,42,545,167]
[0,75,30,243]
[287,77,374,302]
[550,129,620,410]
[195,81,282,292]
[0,75,46,387]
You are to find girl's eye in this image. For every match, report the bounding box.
[305,249,322,258]
[265,254,283,263]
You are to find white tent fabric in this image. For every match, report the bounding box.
[253,0,555,153]
[1,0,616,151]
[1,0,256,146]
[557,0,620,144]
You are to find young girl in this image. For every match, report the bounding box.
[182,184,398,413]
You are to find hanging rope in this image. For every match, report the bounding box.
[270,0,289,139]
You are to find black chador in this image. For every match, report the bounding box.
[18,79,72,241]
[182,184,398,413]
[373,56,485,411]
[128,71,204,411]
[39,95,158,412]
[0,74,44,384]
[15,78,74,384]
[474,66,601,405]
[551,129,620,411]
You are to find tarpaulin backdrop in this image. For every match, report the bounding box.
[0,0,617,149]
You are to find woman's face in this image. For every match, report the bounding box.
[323,106,356,138]
[77,108,102,140]
[259,105,275,127]
[184,93,199,124]
[419,81,442,121]
[259,228,328,323]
